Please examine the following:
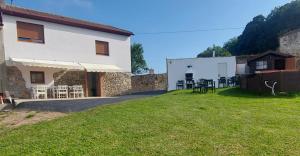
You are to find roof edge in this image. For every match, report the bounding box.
[0,5,134,36]
[247,51,295,63]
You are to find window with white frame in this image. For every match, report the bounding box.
[256,61,267,70]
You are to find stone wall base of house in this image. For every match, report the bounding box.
[102,72,132,97]
[53,70,85,86]
[131,74,167,93]
[53,70,86,94]
[6,66,31,99]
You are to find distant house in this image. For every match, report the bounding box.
[0,4,133,98]
[166,56,236,91]
[247,51,296,74]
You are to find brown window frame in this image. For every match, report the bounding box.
[30,71,45,84]
[16,21,45,44]
[95,40,109,56]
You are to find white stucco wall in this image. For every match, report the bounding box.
[2,15,131,72]
[167,57,236,91]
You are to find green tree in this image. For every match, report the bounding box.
[197,45,231,58]
[229,0,300,56]
[223,37,238,55]
[131,43,148,74]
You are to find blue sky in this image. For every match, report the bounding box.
[7,0,292,73]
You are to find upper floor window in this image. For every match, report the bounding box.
[95,40,109,56]
[17,21,45,44]
[256,60,267,70]
[30,71,45,84]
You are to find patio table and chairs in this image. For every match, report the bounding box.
[32,85,84,99]
[193,79,216,93]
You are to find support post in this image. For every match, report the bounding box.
[99,72,105,97]
[84,71,88,97]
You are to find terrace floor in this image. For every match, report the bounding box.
[14,91,165,112]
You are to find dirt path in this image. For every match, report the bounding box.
[0,111,66,128]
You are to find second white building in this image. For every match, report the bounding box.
[167,56,236,91]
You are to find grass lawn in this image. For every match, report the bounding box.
[1,88,300,155]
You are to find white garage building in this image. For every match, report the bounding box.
[166,56,236,91]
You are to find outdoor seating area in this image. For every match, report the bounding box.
[193,79,216,93]
[175,79,216,93]
[31,85,84,99]
[218,76,239,88]
[175,76,239,93]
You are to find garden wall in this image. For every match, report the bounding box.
[131,74,167,93]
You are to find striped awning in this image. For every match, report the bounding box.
[80,63,122,72]
[8,58,84,70]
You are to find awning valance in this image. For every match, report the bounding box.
[8,58,84,70]
[80,63,122,72]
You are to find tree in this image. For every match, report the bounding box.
[131,43,148,74]
[197,45,231,58]
[228,0,300,56]
[223,37,238,55]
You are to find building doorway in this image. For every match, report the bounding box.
[87,72,100,97]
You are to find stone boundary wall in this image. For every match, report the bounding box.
[131,74,167,93]
[103,72,132,97]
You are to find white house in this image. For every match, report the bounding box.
[0,4,133,98]
[166,57,236,91]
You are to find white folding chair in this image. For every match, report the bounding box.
[69,85,84,98]
[32,85,48,99]
[57,85,68,99]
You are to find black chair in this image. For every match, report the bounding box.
[193,79,205,93]
[186,80,195,89]
[227,76,236,87]
[176,80,185,90]
[204,79,216,93]
[193,79,208,93]
[218,77,227,88]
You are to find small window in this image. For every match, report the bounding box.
[17,21,45,43]
[30,71,45,84]
[95,40,109,56]
[256,61,268,70]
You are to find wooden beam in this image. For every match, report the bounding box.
[99,72,105,97]
[84,71,88,97]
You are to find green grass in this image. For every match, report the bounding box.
[1,88,300,155]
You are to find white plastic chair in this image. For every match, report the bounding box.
[32,85,48,99]
[69,85,84,98]
[57,85,68,99]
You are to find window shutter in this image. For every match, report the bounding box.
[17,21,44,43]
[95,40,109,55]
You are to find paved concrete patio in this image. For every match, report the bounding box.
[15,91,165,112]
